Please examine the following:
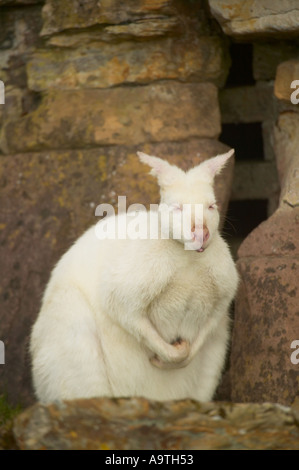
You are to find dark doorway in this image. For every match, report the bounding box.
[220,122,264,161]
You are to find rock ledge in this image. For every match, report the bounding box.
[3,397,298,450]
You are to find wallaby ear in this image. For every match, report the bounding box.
[188,149,234,183]
[137,151,184,187]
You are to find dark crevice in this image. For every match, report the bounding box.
[220,122,264,161]
[223,199,268,239]
[225,42,255,87]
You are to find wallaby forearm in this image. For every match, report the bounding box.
[111,312,190,364]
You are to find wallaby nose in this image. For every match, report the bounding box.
[191,225,209,243]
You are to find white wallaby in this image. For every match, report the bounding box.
[30,150,239,403]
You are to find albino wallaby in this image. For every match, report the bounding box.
[30,150,239,403]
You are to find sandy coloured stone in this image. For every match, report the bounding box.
[273,112,299,208]
[27,36,229,91]
[41,0,174,36]
[0,82,221,153]
[219,84,274,124]
[274,60,299,103]
[208,0,299,38]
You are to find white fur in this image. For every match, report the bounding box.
[30,150,239,403]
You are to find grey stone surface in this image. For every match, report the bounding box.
[219,84,274,124]
[231,161,279,201]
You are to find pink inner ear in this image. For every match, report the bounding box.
[207,149,234,177]
[137,152,167,175]
[152,160,167,175]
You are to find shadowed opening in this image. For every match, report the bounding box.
[220,122,264,161]
[226,42,255,87]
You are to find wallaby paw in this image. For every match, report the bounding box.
[149,355,178,370]
[150,355,169,369]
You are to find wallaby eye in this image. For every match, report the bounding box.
[209,203,217,210]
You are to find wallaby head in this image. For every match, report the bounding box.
[137,149,234,252]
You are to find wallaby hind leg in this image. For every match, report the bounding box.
[30,285,112,402]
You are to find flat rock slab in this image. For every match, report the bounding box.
[41,0,174,36]
[27,36,228,91]
[209,0,299,39]
[0,82,220,153]
[11,398,299,450]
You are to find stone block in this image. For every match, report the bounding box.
[209,0,299,39]
[253,42,299,81]
[219,84,274,124]
[231,161,279,201]
[0,86,23,129]
[274,60,299,103]
[0,5,43,87]
[273,112,299,207]
[27,36,229,91]
[41,0,174,37]
[0,82,221,153]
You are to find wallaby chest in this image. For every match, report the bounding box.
[147,260,220,343]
